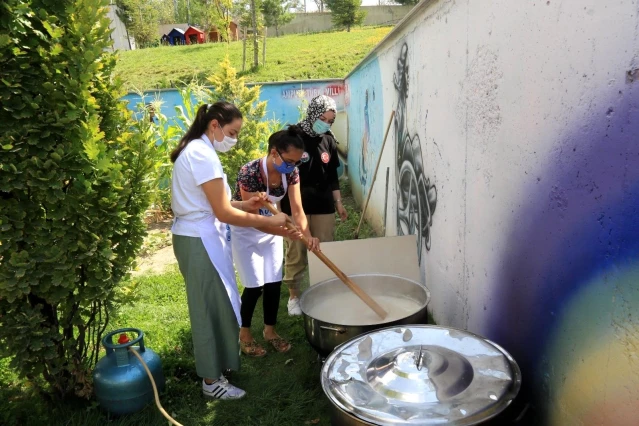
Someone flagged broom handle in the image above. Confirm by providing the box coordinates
[260,201,388,320]
[355,110,396,237]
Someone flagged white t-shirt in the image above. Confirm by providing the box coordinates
[171,136,229,237]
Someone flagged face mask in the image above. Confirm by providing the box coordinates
[213,127,237,153]
[273,156,297,174]
[312,119,331,135]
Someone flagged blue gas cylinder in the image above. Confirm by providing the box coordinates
[93,328,165,415]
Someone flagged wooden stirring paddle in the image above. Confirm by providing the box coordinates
[260,200,388,320]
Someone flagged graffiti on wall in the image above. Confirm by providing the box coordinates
[258,81,345,124]
[279,83,344,103]
[359,89,372,187]
[393,43,438,263]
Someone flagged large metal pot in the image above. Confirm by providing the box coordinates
[321,325,522,426]
[299,274,430,357]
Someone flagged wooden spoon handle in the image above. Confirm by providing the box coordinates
[260,200,388,320]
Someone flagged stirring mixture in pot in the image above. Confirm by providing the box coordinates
[305,293,422,325]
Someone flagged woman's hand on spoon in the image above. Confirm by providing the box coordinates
[243,192,269,211]
[306,236,320,252]
[285,227,304,241]
[268,212,289,227]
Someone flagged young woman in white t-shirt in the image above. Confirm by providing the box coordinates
[170,101,289,400]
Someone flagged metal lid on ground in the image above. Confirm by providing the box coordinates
[321,325,521,425]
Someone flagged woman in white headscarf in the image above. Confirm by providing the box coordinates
[279,95,348,315]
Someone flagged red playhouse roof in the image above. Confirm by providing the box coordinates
[184,26,205,44]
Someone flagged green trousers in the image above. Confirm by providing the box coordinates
[172,234,240,379]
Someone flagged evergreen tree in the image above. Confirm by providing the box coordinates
[261,0,297,36]
[326,0,366,32]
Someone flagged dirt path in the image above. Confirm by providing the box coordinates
[132,219,177,277]
[133,245,177,277]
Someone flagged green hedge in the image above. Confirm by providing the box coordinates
[0,0,156,398]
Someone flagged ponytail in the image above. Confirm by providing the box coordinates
[170,101,243,163]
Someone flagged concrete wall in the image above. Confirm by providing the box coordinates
[266,5,414,37]
[345,0,639,424]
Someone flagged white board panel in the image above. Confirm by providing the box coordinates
[308,235,421,285]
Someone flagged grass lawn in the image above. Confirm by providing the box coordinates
[0,180,377,426]
[115,27,392,92]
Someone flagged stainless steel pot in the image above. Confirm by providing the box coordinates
[299,274,430,357]
[321,325,522,426]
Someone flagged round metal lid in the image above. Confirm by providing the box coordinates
[321,325,521,425]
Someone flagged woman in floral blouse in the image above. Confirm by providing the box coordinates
[230,125,320,357]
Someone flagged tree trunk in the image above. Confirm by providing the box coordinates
[242,28,247,71]
[124,22,132,50]
[251,0,258,67]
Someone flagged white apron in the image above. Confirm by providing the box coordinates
[231,157,288,288]
[173,173,242,326]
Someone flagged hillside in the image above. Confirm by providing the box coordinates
[115,27,392,92]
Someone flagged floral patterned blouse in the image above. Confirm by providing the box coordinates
[232,158,300,201]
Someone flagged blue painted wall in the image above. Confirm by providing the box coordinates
[121,79,347,176]
[121,79,345,126]
[344,57,385,201]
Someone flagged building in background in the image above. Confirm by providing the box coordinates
[159,22,238,44]
[184,26,206,44]
[167,27,187,45]
[106,4,135,51]
[158,23,190,41]
[208,21,239,42]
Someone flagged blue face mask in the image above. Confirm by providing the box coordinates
[273,154,297,174]
[312,119,331,135]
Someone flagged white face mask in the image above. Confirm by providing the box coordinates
[213,127,238,153]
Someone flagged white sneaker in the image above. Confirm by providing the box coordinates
[287,297,302,316]
[202,376,246,400]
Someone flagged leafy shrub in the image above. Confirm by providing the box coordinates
[144,57,277,208]
[0,0,157,398]
[206,56,272,178]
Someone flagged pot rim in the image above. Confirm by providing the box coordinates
[299,273,431,326]
[321,324,523,426]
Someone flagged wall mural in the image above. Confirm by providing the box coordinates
[121,80,345,127]
[344,57,384,203]
[359,89,372,187]
[393,43,438,263]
